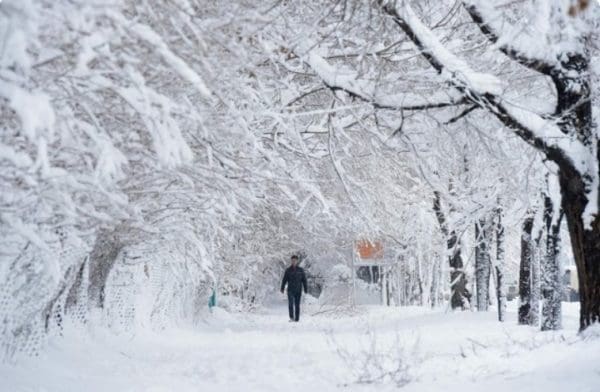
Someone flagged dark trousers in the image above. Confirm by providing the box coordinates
[288,291,302,321]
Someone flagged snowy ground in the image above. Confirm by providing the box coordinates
[2,301,599,392]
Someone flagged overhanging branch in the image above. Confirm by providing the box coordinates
[463,2,556,76]
[379,0,584,174]
[300,50,469,111]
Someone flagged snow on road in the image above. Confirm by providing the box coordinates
[1,302,599,392]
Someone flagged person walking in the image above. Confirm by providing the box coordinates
[280,255,308,322]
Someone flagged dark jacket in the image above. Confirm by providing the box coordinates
[281,266,308,294]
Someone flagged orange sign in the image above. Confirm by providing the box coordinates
[355,240,384,259]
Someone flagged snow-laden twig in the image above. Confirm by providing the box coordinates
[326,327,419,387]
[297,44,468,111]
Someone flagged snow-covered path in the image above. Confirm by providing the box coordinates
[2,303,599,392]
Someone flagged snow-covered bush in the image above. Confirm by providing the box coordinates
[329,264,352,284]
[328,328,419,387]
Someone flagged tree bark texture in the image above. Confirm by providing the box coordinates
[433,192,470,309]
[540,194,564,330]
[530,232,541,327]
[495,206,506,322]
[475,218,491,312]
[519,213,535,325]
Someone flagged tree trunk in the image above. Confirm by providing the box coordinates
[430,256,440,308]
[530,232,541,327]
[88,230,123,309]
[518,213,535,325]
[553,53,600,331]
[65,258,88,314]
[475,218,491,312]
[448,232,469,309]
[558,166,600,331]
[416,254,425,306]
[433,192,470,309]
[540,193,564,330]
[495,205,506,322]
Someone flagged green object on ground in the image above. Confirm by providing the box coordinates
[208,289,216,308]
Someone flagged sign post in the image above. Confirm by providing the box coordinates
[352,239,394,306]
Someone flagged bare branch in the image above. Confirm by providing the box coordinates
[285,87,326,106]
[444,104,479,125]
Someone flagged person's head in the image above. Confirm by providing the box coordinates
[291,255,299,266]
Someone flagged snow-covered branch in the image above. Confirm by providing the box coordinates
[462,1,557,76]
[125,20,213,100]
[301,50,468,111]
[379,0,589,175]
